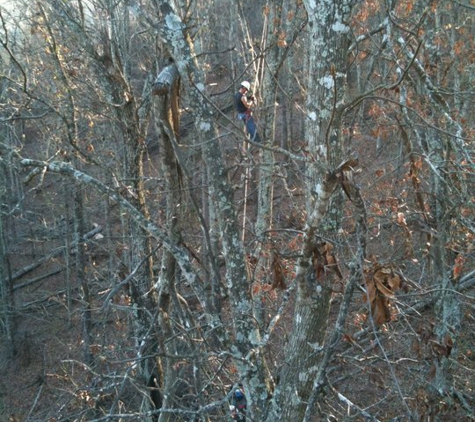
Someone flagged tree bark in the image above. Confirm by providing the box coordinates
[0,171,16,358]
[154,2,274,418]
[268,1,357,420]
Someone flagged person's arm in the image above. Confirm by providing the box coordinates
[241,95,255,109]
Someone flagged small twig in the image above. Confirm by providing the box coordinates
[193,45,236,58]
[25,383,44,421]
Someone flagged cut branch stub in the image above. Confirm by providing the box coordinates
[336,157,359,201]
[152,63,179,96]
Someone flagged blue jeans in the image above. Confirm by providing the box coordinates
[238,113,259,142]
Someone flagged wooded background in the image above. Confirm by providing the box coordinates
[0,0,474,421]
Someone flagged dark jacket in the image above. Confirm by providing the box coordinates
[230,388,247,420]
[234,92,248,114]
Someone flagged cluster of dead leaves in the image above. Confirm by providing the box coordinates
[256,241,343,293]
[271,251,287,290]
[363,264,403,326]
[248,251,288,296]
[312,241,343,283]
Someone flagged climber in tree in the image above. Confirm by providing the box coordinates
[228,385,247,421]
[235,81,261,143]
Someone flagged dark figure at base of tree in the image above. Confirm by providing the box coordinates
[235,81,261,143]
[229,385,247,421]
[148,372,162,421]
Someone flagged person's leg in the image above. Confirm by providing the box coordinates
[245,116,260,142]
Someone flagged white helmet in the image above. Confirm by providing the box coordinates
[241,81,251,90]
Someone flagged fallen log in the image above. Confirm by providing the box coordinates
[11,225,103,283]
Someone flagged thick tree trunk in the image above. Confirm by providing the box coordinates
[155,2,274,419]
[268,1,357,420]
[252,0,282,336]
[154,62,185,422]
[269,172,339,420]
[0,179,16,358]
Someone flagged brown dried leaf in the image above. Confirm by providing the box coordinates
[388,273,402,291]
[431,340,448,358]
[453,254,465,281]
[364,279,377,303]
[374,276,394,297]
[444,335,453,357]
[252,283,262,295]
[312,244,326,280]
[342,333,354,344]
[323,243,343,279]
[271,253,286,290]
[373,266,402,297]
[372,296,391,326]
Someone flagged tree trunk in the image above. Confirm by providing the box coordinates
[153,62,186,422]
[73,179,94,366]
[155,2,274,419]
[0,171,16,358]
[268,1,357,420]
